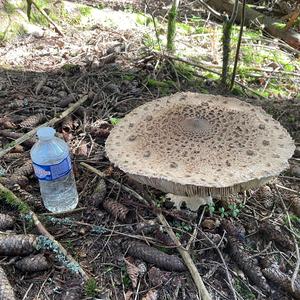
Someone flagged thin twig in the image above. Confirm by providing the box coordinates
[0,95,89,158]
[198,0,223,20]
[201,230,238,300]
[80,162,149,206]
[276,184,300,195]
[30,0,64,36]
[186,206,206,251]
[157,213,212,300]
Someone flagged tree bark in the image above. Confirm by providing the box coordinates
[207,0,300,50]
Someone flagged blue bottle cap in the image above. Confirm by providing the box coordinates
[37,127,56,141]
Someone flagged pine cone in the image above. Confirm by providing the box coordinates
[122,240,186,272]
[124,257,140,288]
[0,117,16,130]
[62,115,74,133]
[227,234,270,293]
[2,153,24,162]
[102,199,129,222]
[15,254,50,272]
[0,234,37,256]
[259,222,294,251]
[13,160,33,177]
[0,214,14,231]
[262,262,300,299]
[11,184,39,207]
[19,113,45,129]
[255,186,274,209]
[9,175,29,187]
[11,145,24,153]
[7,100,27,109]
[0,176,29,188]
[0,130,35,147]
[0,266,15,300]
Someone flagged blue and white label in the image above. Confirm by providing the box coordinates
[33,155,72,181]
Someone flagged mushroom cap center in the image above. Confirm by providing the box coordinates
[181,117,211,132]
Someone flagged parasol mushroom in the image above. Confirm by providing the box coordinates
[105,92,295,209]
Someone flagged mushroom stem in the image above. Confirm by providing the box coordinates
[166,194,213,211]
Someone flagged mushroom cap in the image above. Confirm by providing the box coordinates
[105,92,295,197]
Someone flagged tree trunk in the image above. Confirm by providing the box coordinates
[207,0,300,50]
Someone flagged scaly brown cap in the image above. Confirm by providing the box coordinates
[106,92,295,197]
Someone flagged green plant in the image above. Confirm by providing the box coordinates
[121,266,132,288]
[228,203,240,218]
[284,214,300,226]
[10,23,27,37]
[234,278,256,300]
[84,278,98,297]
[3,1,17,14]
[79,5,92,16]
[109,117,121,126]
[208,202,215,215]
[219,207,228,218]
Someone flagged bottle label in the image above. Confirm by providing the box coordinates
[32,155,72,181]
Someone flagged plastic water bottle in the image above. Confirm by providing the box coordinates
[30,127,78,212]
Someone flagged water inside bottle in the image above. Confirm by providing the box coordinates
[39,171,78,212]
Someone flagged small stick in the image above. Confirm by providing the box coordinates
[0,183,89,281]
[276,184,300,195]
[30,0,64,36]
[157,213,212,300]
[0,95,89,158]
[81,162,212,300]
[80,162,149,206]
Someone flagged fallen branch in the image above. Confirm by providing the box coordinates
[207,0,300,50]
[157,213,212,300]
[26,0,64,36]
[152,51,268,99]
[0,95,89,159]
[0,183,89,281]
[81,162,212,300]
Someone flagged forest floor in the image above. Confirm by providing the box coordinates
[0,0,300,299]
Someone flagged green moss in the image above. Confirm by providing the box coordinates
[135,13,152,26]
[0,189,30,214]
[203,71,220,80]
[0,31,6,42]
[11,23,27,36]
[234,279,256,300]
[166,4,178,51]
[3,1,17,14]
[176,22,193,34]
[147,78,176,95]
[174,62,195,80]
[84,278,98,297]
[78,5,92,16]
